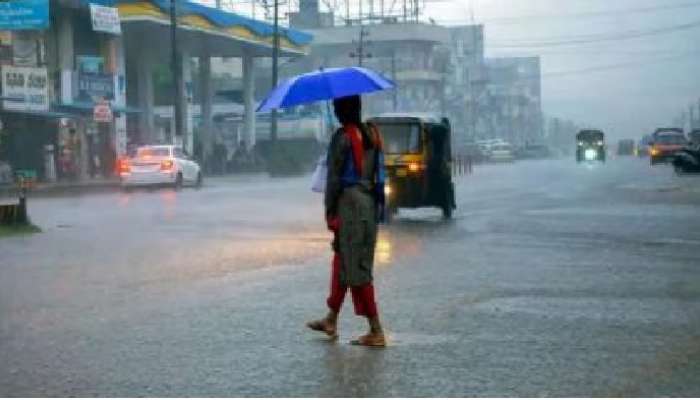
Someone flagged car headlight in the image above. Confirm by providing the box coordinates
[384,183,392,196]
[578,141,584,146]
[597,140,604,146]
[584,148,598,160]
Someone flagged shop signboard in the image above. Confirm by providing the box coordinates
[1,65,48,111]
[89,4,121,35]
[77,72,114,101]
[93,100,113,123]
[12,31,44,67]
[77,56,104,74]
[0,0,50,30]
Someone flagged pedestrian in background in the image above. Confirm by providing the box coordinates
[306,95,387,347]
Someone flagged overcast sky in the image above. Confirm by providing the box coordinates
[423,0,700,139]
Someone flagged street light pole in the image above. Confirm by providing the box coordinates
[350,26,371,67]
[170,0,183,143]
[270,0,280,144]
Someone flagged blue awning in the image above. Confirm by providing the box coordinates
[83,0,313,47]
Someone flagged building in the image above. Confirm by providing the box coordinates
[279,0,489,146]
[283,1,447,115]
[298,22,451,117]
[444,25,486,145]
[117,0,311,165]
[481,57,543,146]
[0,0,129,182]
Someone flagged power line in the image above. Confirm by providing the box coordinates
[489,19,700,48]
[539,51,700,79]
[490,49,699,58]
[435,1,700,26]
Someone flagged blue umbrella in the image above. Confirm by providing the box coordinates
[256,67,395,112]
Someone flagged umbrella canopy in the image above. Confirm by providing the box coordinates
[256,67,395,112]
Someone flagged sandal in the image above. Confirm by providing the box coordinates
[306,319,337,338]
[350,333,387,347]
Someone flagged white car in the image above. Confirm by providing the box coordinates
[120,145,202,189]
[489,143,515,162]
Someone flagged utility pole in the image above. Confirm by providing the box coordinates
[469,2,478,140]
[170,0,183,143]
[349,26,371,66]
[359,0,363,24]
[270,0,279,143]
[391,51,397,111]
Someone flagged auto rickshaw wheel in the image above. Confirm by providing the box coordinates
[442,183,455,219]
[442,203,453,219]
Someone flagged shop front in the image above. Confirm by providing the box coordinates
[54,102,130,180]
[0,63,67,182]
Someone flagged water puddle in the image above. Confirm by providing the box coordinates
[382,332,459,346]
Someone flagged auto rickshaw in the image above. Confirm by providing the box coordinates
[576,130,606,163]
[368,113,456,221]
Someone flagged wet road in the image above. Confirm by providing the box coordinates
[1,157,700,396]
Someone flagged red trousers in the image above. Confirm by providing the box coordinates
[326,252,378,318]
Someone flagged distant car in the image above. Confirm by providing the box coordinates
[458,142,488,163]
[688,129,700,147]
[617,139,635,156]
[477,144,492,159]
[119,145,202,189]
[650,128,687,165]
[489,143,515,162]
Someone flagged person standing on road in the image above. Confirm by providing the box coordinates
[307,95,387,347]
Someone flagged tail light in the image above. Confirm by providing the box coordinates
[118,159,130,174]
[408,162,423,173]
[160,159,175,171]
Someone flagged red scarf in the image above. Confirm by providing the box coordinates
[344,124,364,176]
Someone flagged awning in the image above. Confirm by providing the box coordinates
[85,0,312,56]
